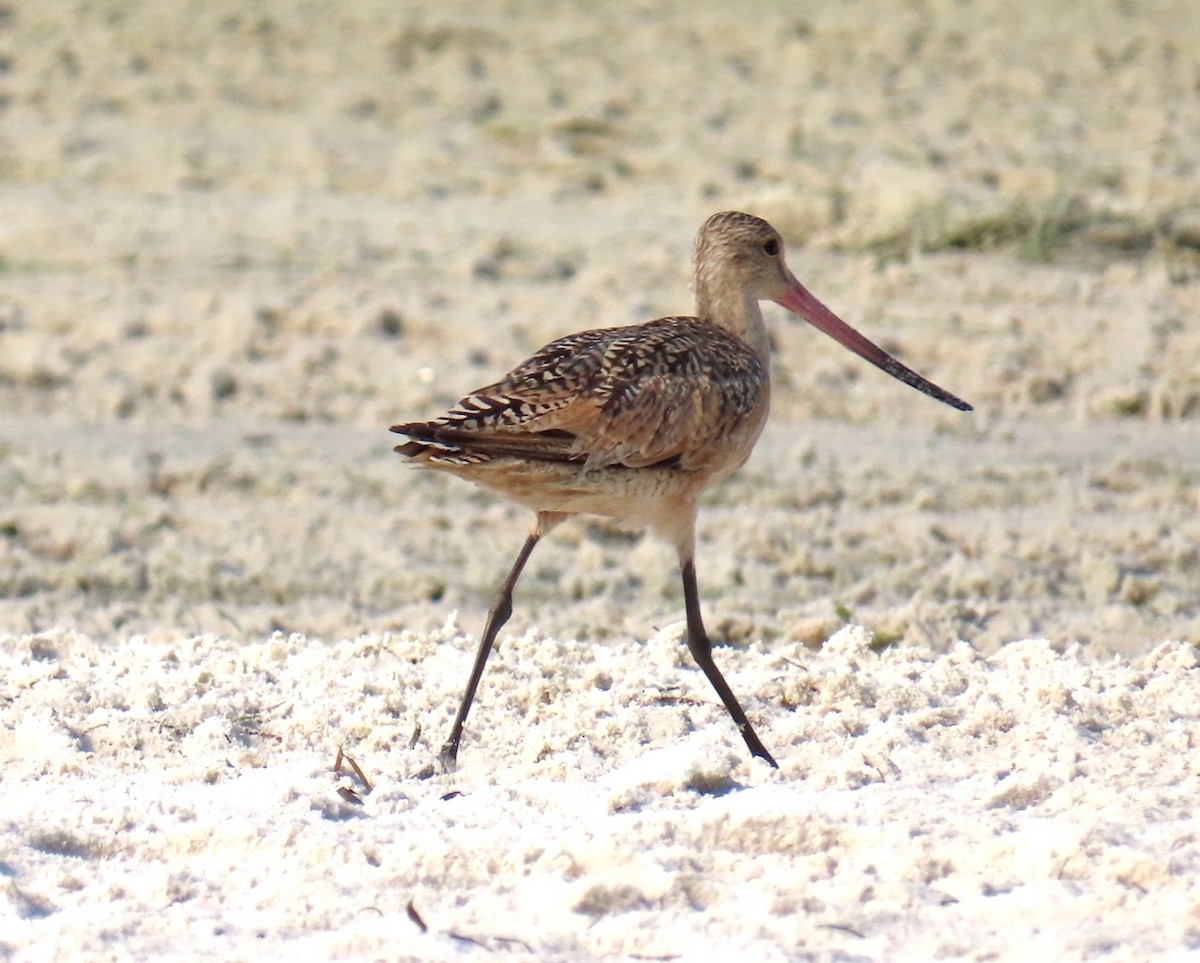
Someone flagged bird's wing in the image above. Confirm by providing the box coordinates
[568,318,767,469]
[395,319,766,470]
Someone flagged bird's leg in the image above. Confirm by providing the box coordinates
[435,532,539,769]
[433,512,562,772]
[679,556,779,768]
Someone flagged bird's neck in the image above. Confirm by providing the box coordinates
[695,283,772,367]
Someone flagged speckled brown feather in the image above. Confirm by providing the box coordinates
[394,316,766,473]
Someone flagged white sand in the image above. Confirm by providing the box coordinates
[3,0,1200,959]
[3,627,1198,960]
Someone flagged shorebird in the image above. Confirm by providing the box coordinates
[393,211,971,770]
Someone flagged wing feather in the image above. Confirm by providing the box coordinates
[393,318,766,471]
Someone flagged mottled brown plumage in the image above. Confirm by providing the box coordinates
[393,211,971,771]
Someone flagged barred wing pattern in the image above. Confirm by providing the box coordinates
[394,317,767,473]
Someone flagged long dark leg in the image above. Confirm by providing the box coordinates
[680,557,779,768]
[435,515,560,769]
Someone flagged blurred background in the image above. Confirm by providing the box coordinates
[1,0,1198,654]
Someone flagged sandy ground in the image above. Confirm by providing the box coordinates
[2,0,1200,959]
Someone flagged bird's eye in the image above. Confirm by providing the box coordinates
[762,239,780,256]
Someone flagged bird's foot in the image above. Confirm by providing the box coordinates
[415,741,461,780]
[739,724,779,769]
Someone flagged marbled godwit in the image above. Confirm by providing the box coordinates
[393,211,971,770]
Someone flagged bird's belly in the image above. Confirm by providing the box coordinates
[455,458,704,524]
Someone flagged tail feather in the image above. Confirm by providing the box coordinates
[391,421,582,466]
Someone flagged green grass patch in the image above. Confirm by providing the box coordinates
[854,194,1172,265]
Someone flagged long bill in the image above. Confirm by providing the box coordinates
[775,276,973,412]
